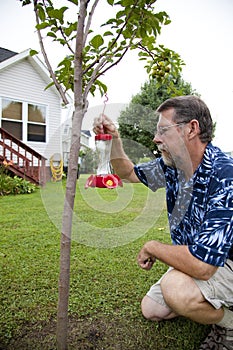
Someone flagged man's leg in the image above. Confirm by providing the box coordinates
[160,269,224,324]
[140,267,178,322]
[141,295,177,321]
[160,268,233,350]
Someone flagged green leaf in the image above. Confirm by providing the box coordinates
[36,22,50,30]
[120,0,135,6]
[63,22,77,37]
[90,35,104,49]
[47,32,57,38]
[95,79,107,96]
[29,49,38,56]
[57,38,67,46]
[116,10,125,19]
[107,0,114,4]
[46,7,68,24]
[20,0,31,5]
[121,30,130,39]
[138,52,148,57]
[45,81,55,90]
[50,25,59,33]
[37,5,46,21]
[67,0,78,4]
[103,31,113,36]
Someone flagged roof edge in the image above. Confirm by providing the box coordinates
[0,48,73,104]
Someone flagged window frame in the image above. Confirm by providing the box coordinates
[0,97,48,144]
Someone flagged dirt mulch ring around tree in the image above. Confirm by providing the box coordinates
[1,315,209,350]
[0,316,152,350]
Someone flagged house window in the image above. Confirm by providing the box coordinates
[28,104,46,142]
[1,99,23,139]
[0,98,47,143]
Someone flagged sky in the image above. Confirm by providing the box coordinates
[1,0,233,151]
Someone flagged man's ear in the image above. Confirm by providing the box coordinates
[188,119,200,139]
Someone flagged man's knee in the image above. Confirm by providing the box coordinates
[141,295,174,321]
[141,295,160,321]
[160,269,201,314]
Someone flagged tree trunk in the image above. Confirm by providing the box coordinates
[56,1,90,348]
[56,107,83,350]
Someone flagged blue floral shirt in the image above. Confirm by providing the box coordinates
[134,143,233,267]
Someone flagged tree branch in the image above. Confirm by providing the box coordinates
[83,0,100,47]
[57,25,75,55]
[137,42,156,60]
[74,0,88,107]
[83,0,139,76]
[98,45,130,76]
[83,44,130,102]
[33,0,69,105]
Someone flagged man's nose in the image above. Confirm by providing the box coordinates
[153,132,162,144]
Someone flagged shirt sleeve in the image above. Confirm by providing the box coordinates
[134,158,166,191]
[189,178,233,266]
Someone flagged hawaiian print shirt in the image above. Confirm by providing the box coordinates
[134,143,233,267]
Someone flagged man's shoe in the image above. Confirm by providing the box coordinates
[199,325,233,349]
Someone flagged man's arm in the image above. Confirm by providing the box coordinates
[110,137,140,182]
[93,114,140,183]
[137,240,218,280]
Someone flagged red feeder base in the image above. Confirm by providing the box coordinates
[85,174,123,189]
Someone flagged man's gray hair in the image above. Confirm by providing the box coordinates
[157,95,213,143]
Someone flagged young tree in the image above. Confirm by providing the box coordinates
[118,77,197,162]
[20,1,184,349]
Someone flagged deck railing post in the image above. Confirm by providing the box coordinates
[0,127,47,185]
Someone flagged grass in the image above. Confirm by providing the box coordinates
[0,175,209,349]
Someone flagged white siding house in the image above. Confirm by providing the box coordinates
[0,47,67,166]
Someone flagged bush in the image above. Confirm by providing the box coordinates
[0,166,37,196]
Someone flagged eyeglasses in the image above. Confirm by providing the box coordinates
[156,122,187,136]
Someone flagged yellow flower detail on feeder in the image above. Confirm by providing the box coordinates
[106,179,113,187]
[102,174,119,188]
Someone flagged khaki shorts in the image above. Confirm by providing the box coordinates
[147,259,233,310]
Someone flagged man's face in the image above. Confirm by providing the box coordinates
[153,109,188,169]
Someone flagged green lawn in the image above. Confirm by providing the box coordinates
[0,175,209,349]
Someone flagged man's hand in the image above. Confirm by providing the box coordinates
[137,248,156,270]
[137,240,218,280]
[93,114,119,138]
[93,114,140,183]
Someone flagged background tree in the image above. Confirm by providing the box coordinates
[20,1,185,349]
[79,148,97,174]
[118,76,197,163]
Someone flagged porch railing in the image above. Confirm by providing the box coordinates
[0,127,46,185]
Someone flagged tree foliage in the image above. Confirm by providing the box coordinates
[118,77,197,163]
[20,0,185,103]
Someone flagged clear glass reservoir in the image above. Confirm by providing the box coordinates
[95,134,112,175]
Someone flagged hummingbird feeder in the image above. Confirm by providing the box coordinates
[85,94,123,189]
[85,133,123,189]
